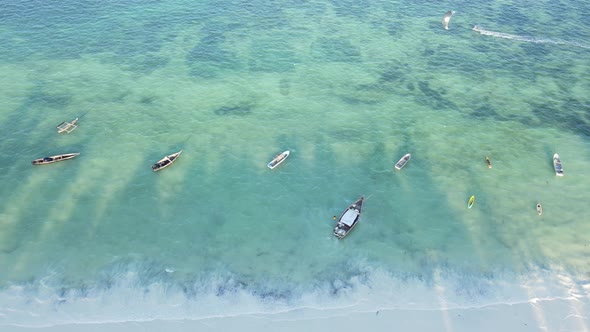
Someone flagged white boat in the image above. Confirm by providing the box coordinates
[333,196,364,239]
[32,153,80,165]
[553,153,563,176]
[56,118,79,133]
[267,150,290,169]
[152,151,182,172]
[394,153,411,170]
[537,203,543,216]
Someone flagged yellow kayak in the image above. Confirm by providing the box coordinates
[468,195,475,209]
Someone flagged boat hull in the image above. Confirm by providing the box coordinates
[553,153,564,176]
[394,153,411,170]
[333,196,364,239]
[267,150,290,169]
[152,151,182,172]
[32,153,80,165]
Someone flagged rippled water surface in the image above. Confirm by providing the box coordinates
[0,0,589,327]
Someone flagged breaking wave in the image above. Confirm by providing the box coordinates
[0,260,588,328]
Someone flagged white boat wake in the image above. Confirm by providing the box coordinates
[472,25,590,49]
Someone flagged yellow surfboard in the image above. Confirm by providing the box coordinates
[468,195,475,209]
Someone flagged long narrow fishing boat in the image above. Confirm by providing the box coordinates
[267,150,290,169]
[32,153,80,165]
[152,151,182,172]
[333,196,364,239]
[56,118,79,133]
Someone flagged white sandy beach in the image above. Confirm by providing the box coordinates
[4,297,589,332]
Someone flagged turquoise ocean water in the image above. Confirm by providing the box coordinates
[1,0,589,327]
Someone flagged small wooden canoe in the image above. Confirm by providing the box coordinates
[333,196,364,239]
[152,151,182,172]
[537,203,543,216]
[553,153,563,176]
[32,153,80,165]
[394,153,411,170]
[467,195,475,209]
[485,155,492,168]
[267,150,290,169]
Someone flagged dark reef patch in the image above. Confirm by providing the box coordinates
[28,88,72,109]
[415,81,457,111]
[520,43,551,58]
[214,103,254,116]
[378,62,408,84]
[248,39,298,73]
[279,78,291,96]
[125,54,170,75]
[340,95,381,105]
[140,95,157,105]
[186,21,244,78]
[470,103,500,119]
[330,0,371,18]
[531,99,590,138]
[497,4,530,27]
[311,37,361,63]
[385,21,405,37]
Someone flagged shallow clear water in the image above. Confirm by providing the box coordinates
[1,0,589,327]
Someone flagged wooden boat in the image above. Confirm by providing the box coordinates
[32,153,80,165]
[267,150,290,169]
[467,195,475,209]
[56,118,79,133]
[537,202,543,216]
[152,151,182,172]
[333,196,364,239]
[394,153,411,170]
[485,155,492,168]
[553,153,563,176]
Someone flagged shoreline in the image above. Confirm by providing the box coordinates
[4,297,589,332]
[1,266,589,331]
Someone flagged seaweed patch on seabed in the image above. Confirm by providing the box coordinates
[186,30,240,78]
[214,104,253,116]
[532,101,590,138]
[248,39,298,73]
[124,54,170,74]
[415,81,457,111]
[330,0,372,18]
[279,78,290,96]
[310,37,362,63]
[28,88,73,109]
[470,103,500,119]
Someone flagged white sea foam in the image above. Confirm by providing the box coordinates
[1,263,588,328]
